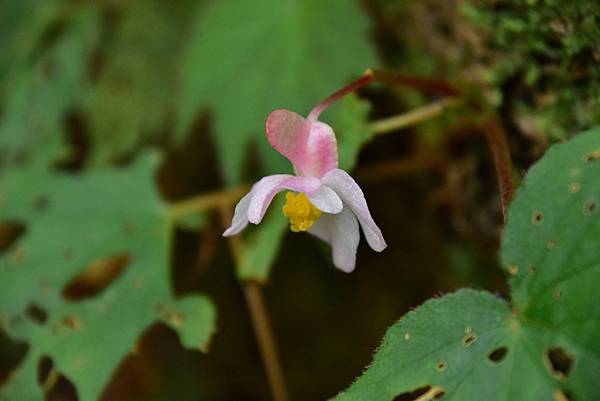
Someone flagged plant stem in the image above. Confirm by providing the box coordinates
[242,282,289,401]
[169,185,250,219]
[480,116,515,222]
[308,68,460,121]
[309,72,374,120]
[369,68,461,97]
[369,97,462,136]
[219,207,290,401]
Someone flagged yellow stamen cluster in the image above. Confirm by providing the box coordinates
[282,192,322,232]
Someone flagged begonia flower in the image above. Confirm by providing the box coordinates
[223,76,386,272]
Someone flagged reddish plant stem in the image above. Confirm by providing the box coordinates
[309,68,461,120]
[481,116,516,222]
[219,207,290,401]
[309,72,374,119]
[370,68,461,97]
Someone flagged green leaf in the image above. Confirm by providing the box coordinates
[0,0,62,90]
[178,0,377,185]
[236,95,373,282]
[0,7,100,167]
[335,127,600,400]
[324,94,374,172]
[0,153,216,401]
[84,0,196,165]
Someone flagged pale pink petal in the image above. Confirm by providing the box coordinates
[321,169,387,252]
[266,109,309,168]
[223,189,254,236]
[266,109,338,178]
[309,207,360,272]
[307,185,342,214]
[302,121,338,177]
[247,174,321,224]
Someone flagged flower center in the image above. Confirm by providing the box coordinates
[282,192,322,232]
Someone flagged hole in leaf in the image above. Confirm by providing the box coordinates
[545,347,574,379]
[0,332,28,386]
[393,386,445,401]
[53,110,90,172]
[433,390,446,400]
[584,199,597,215]
[462,333,477,347]
[554,389,574,401]
[37,355,53,385]
[531,212,543,225]
[62,253,131,301]
[435,361,447,372]
[487,346,508,363]
[25,304,48,324]
[46,371,78,401]
[393,385,431,401]
[0,221,26,254]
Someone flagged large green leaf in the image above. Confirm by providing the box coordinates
[236,94,375,282]
[178,0,377,185]
[0,0,62,91]
[0,7,99,167]
[84,0,197,165]
[0,153,216,401]
[335,128,600,400]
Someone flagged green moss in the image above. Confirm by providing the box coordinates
[462,0,600,139]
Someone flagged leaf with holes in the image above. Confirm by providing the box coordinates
[335,127,600,401]
[177,0,376,185]
[235,94,374,282]
[0,153,216,401]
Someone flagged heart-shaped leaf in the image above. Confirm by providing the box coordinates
[335,127,600,401]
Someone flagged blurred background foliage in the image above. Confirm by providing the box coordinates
[0,0,599,400]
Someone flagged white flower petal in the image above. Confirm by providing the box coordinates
[247,174,321,224]
[223,190,253,236]
[321,169,386,252]
[308,185,343,214]
[309,207,360,272]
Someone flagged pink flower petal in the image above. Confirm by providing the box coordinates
[266,109,338,178]
[247,174,321,224]
[307,185,343,214]
[309,208,360,272]
[222,189,254,236]
[321,169,387,252]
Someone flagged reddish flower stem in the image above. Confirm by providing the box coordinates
[369,68,461,97]
[308,72,374,120]
[309,68,461,121]
[480,116,516,222]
